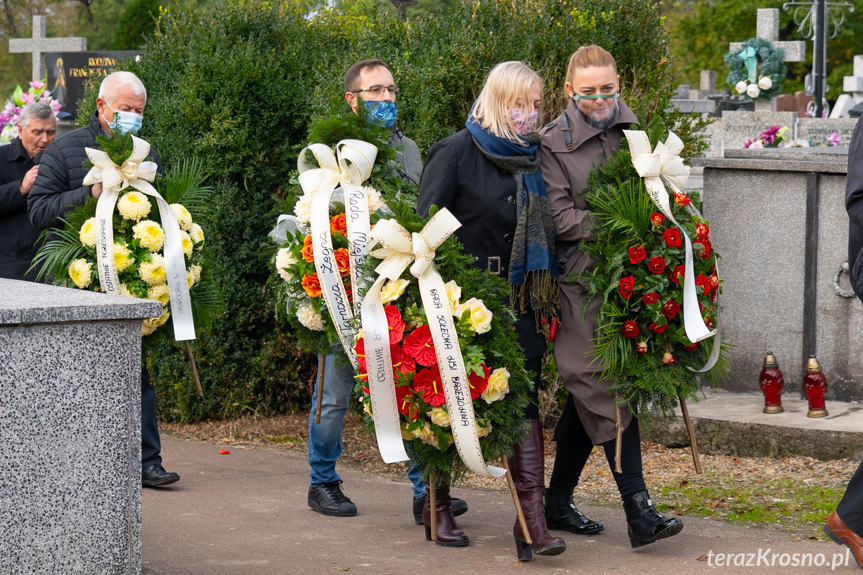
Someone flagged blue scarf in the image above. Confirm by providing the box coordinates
[466,116,558,320]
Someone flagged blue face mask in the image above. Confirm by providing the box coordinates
[363,101,398,129]
[103,102,143,135]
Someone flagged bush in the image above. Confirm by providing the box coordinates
[83,0,684,421]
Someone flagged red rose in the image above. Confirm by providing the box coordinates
[662,351,675,365]
[649,322,668,334]
[628,244,647,264]
[662,299,680,319]
[618,275,635,300]
[663,228,682,249]
[695,238,712,259]
[684,341,700,352]
[695,273,711,294]
[709,273,719,291]
[621,320,639,339]
[635,341,647,354]
[642,292,660,305]
[647,256,666,274]
[695,222,710,240]
[673,192,691,206]
[650,212,665,227]
[705,316,714,328]
[669,265,685,284]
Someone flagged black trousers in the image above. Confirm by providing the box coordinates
[141,366,162,468]
[523,355,541,421]
[549,394,646,500]
[838,460,863,534]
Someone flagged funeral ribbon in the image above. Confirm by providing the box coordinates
[624,130,721,372]
[361,209,506,477]
[83,135,195,341]
[297,139,377,367]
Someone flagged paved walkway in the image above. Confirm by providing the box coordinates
[142,435,858,575]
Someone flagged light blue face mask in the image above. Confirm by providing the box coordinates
[363,100,398,129]
[104,102,143,135]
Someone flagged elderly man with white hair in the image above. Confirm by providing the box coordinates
[28,70,180,488]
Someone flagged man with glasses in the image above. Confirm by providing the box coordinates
[306,58,467,525]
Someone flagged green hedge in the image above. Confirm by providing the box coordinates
[91,0,685,421]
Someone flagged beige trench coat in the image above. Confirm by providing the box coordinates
[539,99,639,445]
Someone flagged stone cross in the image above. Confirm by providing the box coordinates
[9,15,86,83]
[843,55,863,102]
[729,8,806,63]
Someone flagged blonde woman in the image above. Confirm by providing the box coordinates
[540,45,683,548]
[418,61,564,561]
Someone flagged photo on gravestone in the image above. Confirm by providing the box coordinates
[46,51,139,117]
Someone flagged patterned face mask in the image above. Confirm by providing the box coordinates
[509,107,538,135]
[363,100,398,128]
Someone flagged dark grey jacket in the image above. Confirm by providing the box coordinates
[389,128,422,186]
[0,138,38,280]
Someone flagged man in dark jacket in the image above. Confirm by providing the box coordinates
[0,102,55,280]
[28,70,179,488]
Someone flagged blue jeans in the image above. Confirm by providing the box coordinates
[308,352,425,498]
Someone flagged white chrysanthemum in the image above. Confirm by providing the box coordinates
[482,367,510,403]
[456,297,493,334]
[117,191,151,221]
[141,307,170,336]
[735,80,748,95]
[189,222,205,246]
[180,230,193,257]
[746,84,760,99]
[132,219,165,252]
[68,258,92,289]
[79,217,97,248]
[297,302,325,331]
[758,76,773,90]
[147,283,170,306]
[379,278,409,304]
[276,248,297,282]
[444,280,461,313]
[363,186,384,213]
[138,253,167,286]
[429,407,450,427]
[113,242,134,272]
[170,203,193,231]
[294,193,314,224]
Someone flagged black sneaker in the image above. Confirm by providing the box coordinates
[308,481,357,517]
[412,494,468,525]
[142,463,180,487]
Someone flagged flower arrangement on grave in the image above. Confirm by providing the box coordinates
[353,200,531,480]
[32,132,220,340]
[0,80,62,143]
[725,37,787,101]
[744,125,842,148]
[578,120,729,420]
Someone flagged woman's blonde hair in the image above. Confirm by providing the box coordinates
[472,61,542,143]
[565,45,617,85]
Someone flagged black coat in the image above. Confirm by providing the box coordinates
[0,138,38,280]
[847,116,863,302]
[417,128,545,360]
[27,112,161,231]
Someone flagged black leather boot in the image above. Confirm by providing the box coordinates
[623,490,683,548]
[545,486,604,534]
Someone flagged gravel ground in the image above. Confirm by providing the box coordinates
[161,410,858,540]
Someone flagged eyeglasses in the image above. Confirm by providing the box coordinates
[352,85,400,96]
[571,92,619,102]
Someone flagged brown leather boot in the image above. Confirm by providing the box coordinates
[824,511,863,568]
[509,419,566,561]
[422,483,469,547]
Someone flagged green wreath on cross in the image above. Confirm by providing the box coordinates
[724,37,787,101]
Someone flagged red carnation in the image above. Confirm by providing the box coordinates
[695,222,710,240]
[619,275,635,300]
[649,322,668,335]
[628,244,647,264]
[669,265,685,284]
[647,256,666,274]
[673,192,691,206]
[662,299,680,319]
[384,304,405,344]
[621,320,639,339]
[413,365,446,406]
[468,364,491,400]
[695,273,712,295]
[642,292,660,305]
[695,238,712,259]
[663,228,682,249]
[650,212,665,227]
[403,324,437,366]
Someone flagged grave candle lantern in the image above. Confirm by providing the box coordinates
[759,352,784,414]
[803,355,829,418]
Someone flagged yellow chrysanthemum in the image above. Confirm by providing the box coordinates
[170,203,193,231]
[113,242,134,272]
[138,254,167,286]
[79,217,97,248]
[147,283,170,306]
[68,258,92,289]
[118,283,135,298]
[180,230,193,257]
[132,219,165,252]
[189,223,205,246]
[116,191,151,221]
[141,307,170,336]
